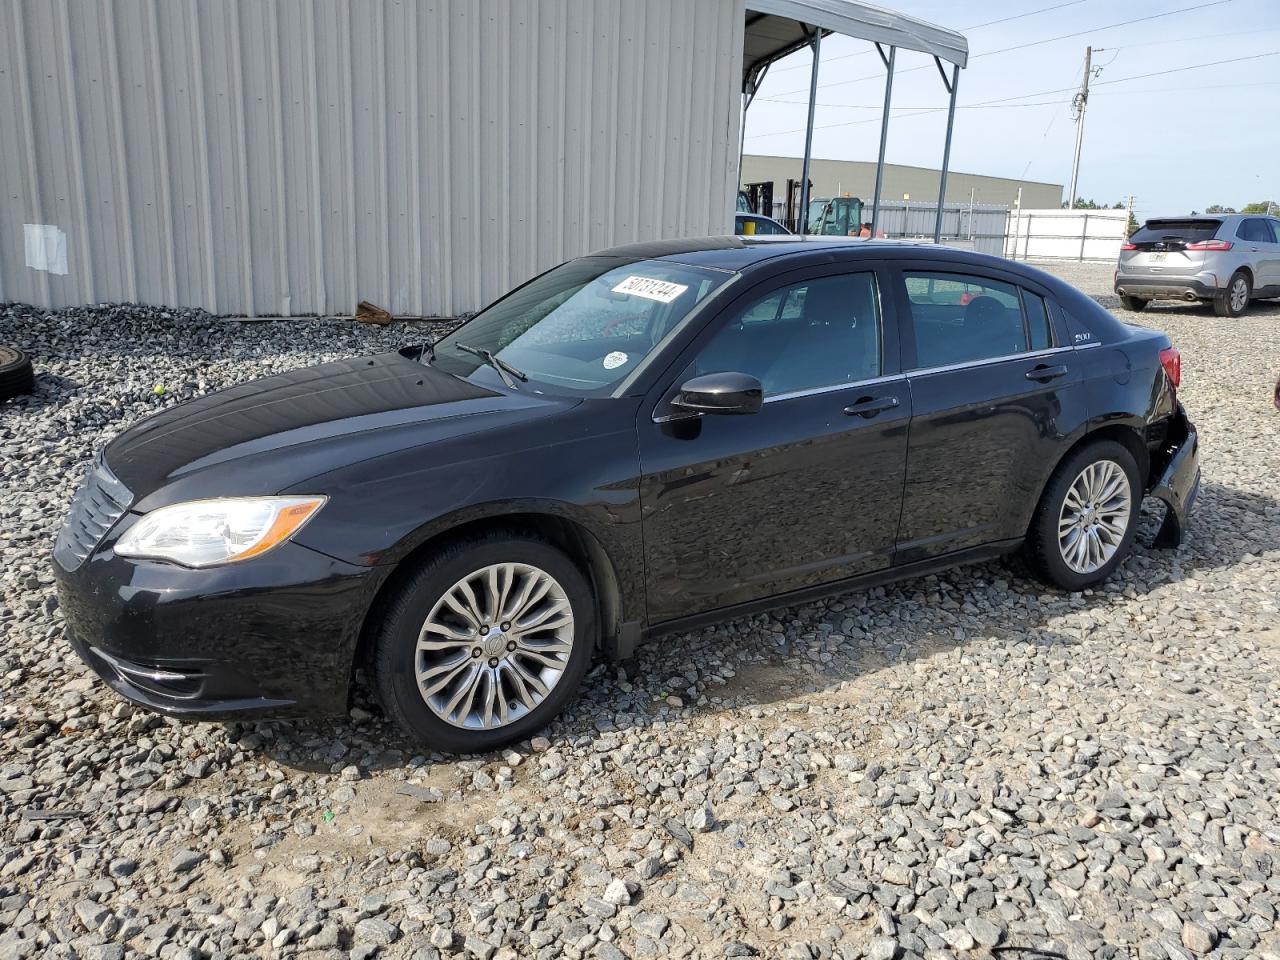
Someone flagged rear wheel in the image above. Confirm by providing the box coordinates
[1213,270,1250,317]
[371,532,595,753]
[1118,295,1148,312]
[1026,440,1141,591]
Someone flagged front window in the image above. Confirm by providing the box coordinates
[694,272,882,397]
[431,257,731,395]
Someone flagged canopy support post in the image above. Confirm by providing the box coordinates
[933,59,959,243]
[870,43,896,237]
[737,63,769,195]
[797,27,820,234]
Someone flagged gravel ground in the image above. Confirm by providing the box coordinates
[1,264,1278,960]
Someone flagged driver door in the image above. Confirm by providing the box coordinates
[637,265,911,624]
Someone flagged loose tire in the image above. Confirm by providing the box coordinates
[1213,270,1250,318]
[1118,295,1148,312]
[371,532,595,752]
[0,345,34,400]
[1026,440,1141,591]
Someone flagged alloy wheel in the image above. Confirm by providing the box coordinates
[1057,460,1133,574]
[415,562,575,729]
[1230,277,1248,312]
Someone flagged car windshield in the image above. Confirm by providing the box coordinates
[430,257,731,396]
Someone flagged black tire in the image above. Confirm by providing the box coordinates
[0,345,35,400]
[1118,295,1148,312]
[1213,270,1251,318]
[371,532,596,753]
[1025,440,1142,592]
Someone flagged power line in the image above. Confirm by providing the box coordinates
[1098,27,1263,51]
[761,0,1236,100]
[745,51,1280,139]
[767,0,1092,74]
[753,75,1280,111]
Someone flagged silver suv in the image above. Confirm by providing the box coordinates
[1114,214,1280,317]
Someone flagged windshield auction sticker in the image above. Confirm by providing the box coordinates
[611,276,689,303]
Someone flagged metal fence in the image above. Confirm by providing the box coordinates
[788,202,1009,256]
[789,202,1130,265]
[874,201,1009,256]
[1004,208,1129,263]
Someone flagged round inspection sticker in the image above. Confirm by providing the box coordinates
[603,351,629,370]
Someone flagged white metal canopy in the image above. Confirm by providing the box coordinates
[740,0,969,243]
[743,0,967,95]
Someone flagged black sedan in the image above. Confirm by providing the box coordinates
[54,238,1200,752]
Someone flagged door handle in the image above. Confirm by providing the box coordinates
[843,395,899,418]
[1025,363,1068,383]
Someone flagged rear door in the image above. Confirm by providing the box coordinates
[891,264,1088,563]
[1269,220,1280,289]
[1238,218,1280,289]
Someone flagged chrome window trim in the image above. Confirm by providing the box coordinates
[905,344,1074,378]
[763,373,905,404]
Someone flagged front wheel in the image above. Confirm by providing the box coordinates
[1118,294,1148,312]
[1213,270,1250,317]
[1026,440,1141,591]
[371,533,596,753]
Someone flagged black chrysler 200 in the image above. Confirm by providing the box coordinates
[54,238,1200,752]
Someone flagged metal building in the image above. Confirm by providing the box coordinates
[741,154,1065,216]
[0,0,966,317]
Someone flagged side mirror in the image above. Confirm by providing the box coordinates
[671,371,762,415]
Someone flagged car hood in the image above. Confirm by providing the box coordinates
[105,349,574,510]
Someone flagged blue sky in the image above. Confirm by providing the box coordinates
[742,0,1280,220]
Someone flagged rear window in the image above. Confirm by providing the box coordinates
[1131,219,1221,245]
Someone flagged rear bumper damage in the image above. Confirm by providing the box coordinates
[1148,404,1200,548]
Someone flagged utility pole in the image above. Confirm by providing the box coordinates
[1067,46,1092,211]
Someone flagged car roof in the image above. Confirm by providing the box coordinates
[586,235,1032,273]
[585,235,1129,342]
[1143,213,1272,224]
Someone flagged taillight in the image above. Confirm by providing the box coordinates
[1159,347,1181,389]
[1121,242,1136,251]
[1185,239,1232,251]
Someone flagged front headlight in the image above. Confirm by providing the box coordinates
[114,497,326,567]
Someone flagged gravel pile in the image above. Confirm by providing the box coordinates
[1,269,1278,960]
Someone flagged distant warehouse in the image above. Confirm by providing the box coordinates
[0,0,967,317]
[741,153,1063,226]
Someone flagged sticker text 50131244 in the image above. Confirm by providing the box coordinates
[611,276,689,304]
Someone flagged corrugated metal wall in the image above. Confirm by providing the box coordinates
[0,0,744,316]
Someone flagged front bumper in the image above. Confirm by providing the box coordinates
[1115,273,1218,301]
[54,539,380,720]
[1148,405,1200,548]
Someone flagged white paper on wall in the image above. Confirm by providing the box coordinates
[24,223,69,276]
